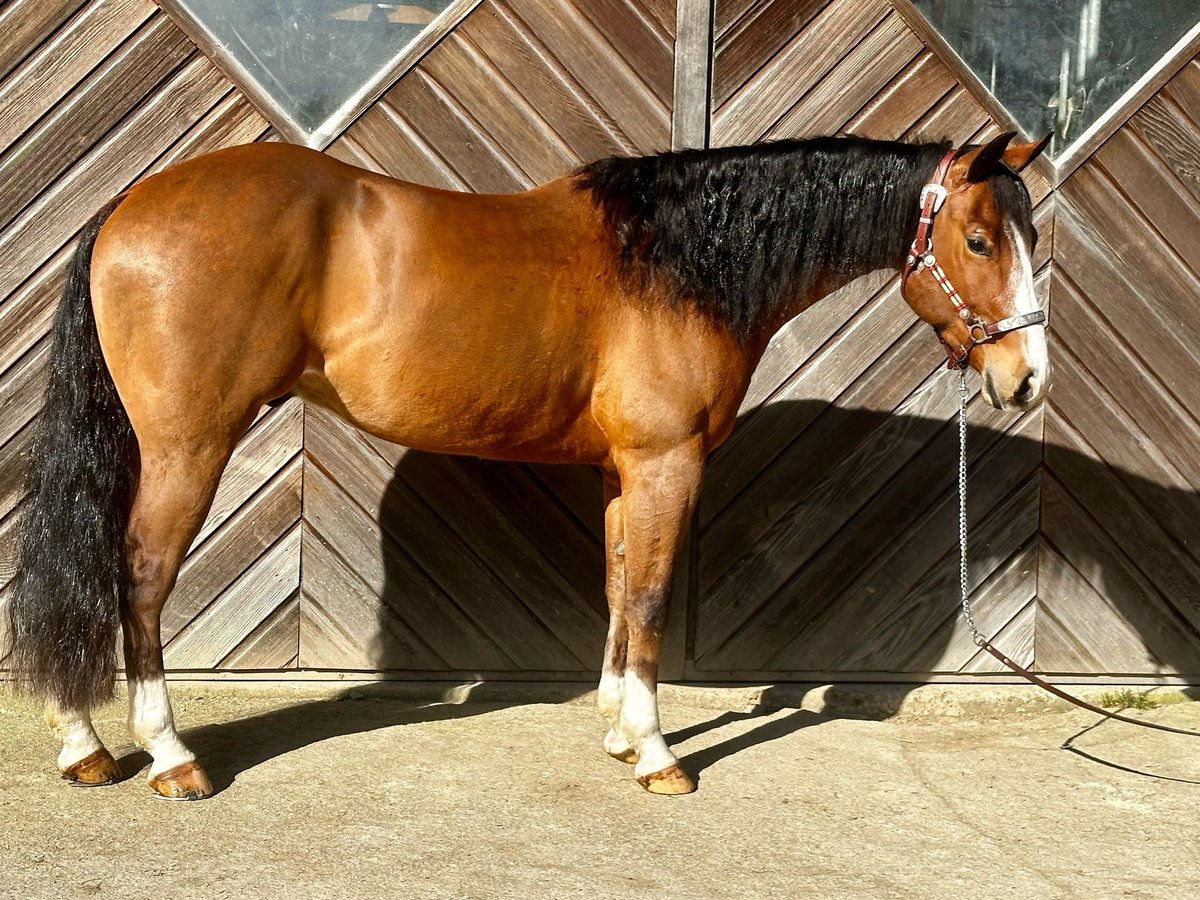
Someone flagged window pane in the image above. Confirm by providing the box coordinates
[180,1,454,137]
[912,0,1200,156]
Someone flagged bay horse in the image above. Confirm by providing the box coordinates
[6,132,1049,799]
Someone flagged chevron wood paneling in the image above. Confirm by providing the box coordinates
[0,0,297,671]
[4,0,1199,685]
[302,0,672,673]
[693,0,1051,678]
[1039,58,1200,676]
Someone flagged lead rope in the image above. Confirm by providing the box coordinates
[957,370,980,645]
[955,371,1200,737]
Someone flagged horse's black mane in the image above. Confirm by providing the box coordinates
[575,136,1033,340]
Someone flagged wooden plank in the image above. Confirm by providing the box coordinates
[713,0,826,109]
[503,0,670,152]
[632,0,676,42]
[218,595,299,670]
[301,459,515,670]
[0,0,156,153]
[1096,123,1200,275]
[0,13,193,231]
[715,0,762,40]
[672,0,711,149]
[1130,92,1200,211]
[195,399,302,547]
[0,247,68,379]
[768,11,922,140]
[697,389,1029,666]
[1050,269,1200,490]
[147,90,271,173]
[1163,60,1200,126]
[1055,172,1200,391]
[1036,539,1168,674]
[713,0,887,145]
[703,319,936,552]
[382,71,529,191]
[0,421,32,526]
[323,134,391,177]
[580,0,674,107]
[0,54,232,300]
[422,31,579,183]
[0,0,87,84]
[904,86,990,145]
[0,339,48,448]
[1040,468,1200,673]
[1044,372,1200,635]
[844,51,954,141]
[735,271,891,415]
[753,412,1041,673]
[361,432,609,647]
[526,464,604,541]
[456,3,635,160]
[342,102,469,190]
[300,527,447,670]
[305,408,590,669]
[162,455,302,644]
[164,527,300,668]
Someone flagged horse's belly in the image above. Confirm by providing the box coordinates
[296,355,608,464]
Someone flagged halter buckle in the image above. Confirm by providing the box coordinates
[919,182,948,213]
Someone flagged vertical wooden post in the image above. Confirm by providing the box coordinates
[661,0,714,679]
[672,0,714,151]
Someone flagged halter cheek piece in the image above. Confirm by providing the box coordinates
[900,149,1046,370]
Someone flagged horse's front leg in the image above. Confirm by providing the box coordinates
[598,470,637,764]
[610,439,703,794]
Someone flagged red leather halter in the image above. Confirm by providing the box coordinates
[901,149,1046,369]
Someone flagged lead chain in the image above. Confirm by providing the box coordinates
[958,368,985,646]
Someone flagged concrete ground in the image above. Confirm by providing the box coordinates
[1,684,1199,900]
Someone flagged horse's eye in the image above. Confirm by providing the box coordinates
[966,236,991,257]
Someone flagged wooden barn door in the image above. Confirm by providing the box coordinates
[298,1,678,677]
[689,0,1053,680]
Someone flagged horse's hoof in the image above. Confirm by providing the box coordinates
[636,764,696,795]
[607,747,640,765]
[61,749,122,786]
[148,761,213,801]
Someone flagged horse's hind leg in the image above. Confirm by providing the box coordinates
[121,444,233,800]
[611,440,703,794]
[46,702,121,785]
[598,471,636,764]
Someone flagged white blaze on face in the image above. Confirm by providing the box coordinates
[129,676,195,777]
[1006,223,1049,383]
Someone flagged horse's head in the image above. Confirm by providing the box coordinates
[902,133,1051,411]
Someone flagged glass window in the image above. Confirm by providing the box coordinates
[913,0,1200,157]
[177,1,454,142]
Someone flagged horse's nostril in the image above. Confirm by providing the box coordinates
[1015,371,1038,405]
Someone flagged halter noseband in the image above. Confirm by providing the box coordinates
[901,149,1046,369]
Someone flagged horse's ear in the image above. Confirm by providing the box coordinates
[962,132,1017,183]
[1002,134,1052,173]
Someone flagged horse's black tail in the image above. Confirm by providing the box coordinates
[5,196,134,710]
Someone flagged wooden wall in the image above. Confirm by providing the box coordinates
[0,0,299,671]
[0,0,1198,683]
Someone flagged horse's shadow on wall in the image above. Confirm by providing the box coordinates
[180,396,1200,793]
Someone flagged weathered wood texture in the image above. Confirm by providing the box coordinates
[693,0,1049,678]
[1039,59,1200,675]
[305,0,674,674]
[0,0,296,670]
[3,0,1199,683]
